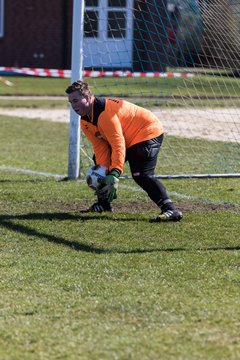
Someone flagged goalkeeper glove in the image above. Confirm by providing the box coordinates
[97,169,120,202]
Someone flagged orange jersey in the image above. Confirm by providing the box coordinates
[81,97,164,173]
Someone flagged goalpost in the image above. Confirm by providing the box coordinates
[68,0,84,179]
[69,0,240,179]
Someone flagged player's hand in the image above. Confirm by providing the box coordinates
[97,169,120,202]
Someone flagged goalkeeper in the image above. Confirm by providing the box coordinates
[66,80,182,222]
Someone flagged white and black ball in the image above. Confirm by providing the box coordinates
[86,165,108,190]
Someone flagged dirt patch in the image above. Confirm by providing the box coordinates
[112,201,238,213]
[0,107,239,142]
[55,199,238,214]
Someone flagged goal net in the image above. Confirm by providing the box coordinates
[78,0,240,178]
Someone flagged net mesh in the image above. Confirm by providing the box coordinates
[79,0,240,177]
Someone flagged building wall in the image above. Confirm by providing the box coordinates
[0,0,168,71]
[0,0,71,68]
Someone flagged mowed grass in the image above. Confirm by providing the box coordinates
[0,113,240,359]
[1,75,240,109]
[1,75,240,97]
[0,75,240,359]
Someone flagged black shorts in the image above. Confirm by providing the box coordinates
[126,134,164,176]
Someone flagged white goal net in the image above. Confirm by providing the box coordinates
[76,0,240,177]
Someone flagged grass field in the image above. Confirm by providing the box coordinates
[1,75,240,97]
[1,75,240,109]
[0,76,240,359]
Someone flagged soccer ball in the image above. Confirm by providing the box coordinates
[86,165,108,190]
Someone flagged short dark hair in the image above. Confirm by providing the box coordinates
[65,80,92,96]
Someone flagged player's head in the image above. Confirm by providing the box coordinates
[66,80,93,116]
[65,80,92,97]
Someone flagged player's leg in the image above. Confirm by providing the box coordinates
[126,135,182,222]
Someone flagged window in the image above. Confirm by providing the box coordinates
[0,0,4,38]
[108,11,126,38]
[84,10,99,38]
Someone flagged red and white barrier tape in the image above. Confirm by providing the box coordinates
[0,67,71,78]
[0,67,194,78]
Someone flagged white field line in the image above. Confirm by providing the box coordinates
[0,165,239,207]
[0,165,67,179]
[119,185,239,207]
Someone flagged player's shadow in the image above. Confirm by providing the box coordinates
[0,212,142,222]
[0,212,239,254]
[0,212,146,255]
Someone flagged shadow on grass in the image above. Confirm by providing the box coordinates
[0,212,239,254]
[0,212,141,222]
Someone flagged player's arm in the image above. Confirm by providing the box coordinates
[98,113,125,174]
[96,114,124,202]
[81,121,111,169]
